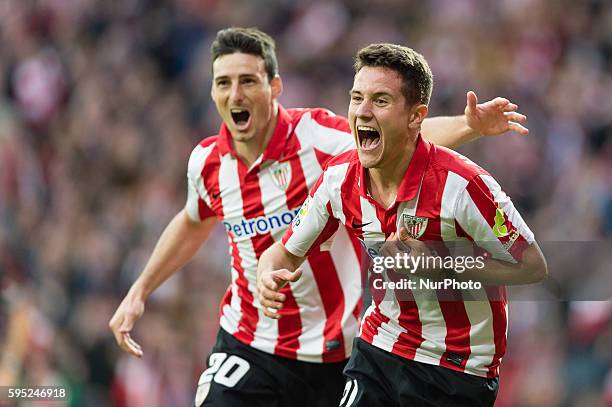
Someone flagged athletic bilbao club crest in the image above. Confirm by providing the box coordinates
[270,162,292,191]
[402,214,428,239]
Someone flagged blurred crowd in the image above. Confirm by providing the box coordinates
[0,0,610,406]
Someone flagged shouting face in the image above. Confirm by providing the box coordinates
[349,66,424,169]
[211,52,282,147]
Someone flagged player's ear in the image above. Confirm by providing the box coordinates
[270,75,283,99]
[408,104,428,129]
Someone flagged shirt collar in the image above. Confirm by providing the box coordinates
[358,134,432,202]
[216,104,292,162]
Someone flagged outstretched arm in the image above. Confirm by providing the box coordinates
[109,210,216,357]
[421,91,529,149]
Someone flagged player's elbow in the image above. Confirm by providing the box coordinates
[523,242,548,283]
[529,259,548,283]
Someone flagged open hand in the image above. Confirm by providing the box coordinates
[465,91,529,137]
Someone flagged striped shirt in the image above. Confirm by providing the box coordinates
[282,135,535,377]
[185,105,363,363]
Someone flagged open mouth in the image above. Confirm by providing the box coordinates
[357,125,381,151]
[231,108,251,128]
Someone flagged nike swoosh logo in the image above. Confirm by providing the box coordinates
[211,191,221,199]
[351,220,373,229]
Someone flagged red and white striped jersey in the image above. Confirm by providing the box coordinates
[282,135,535,377]
[185,105,363,363]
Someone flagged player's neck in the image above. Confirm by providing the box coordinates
[234,103,279,168]
[367,144,415,209]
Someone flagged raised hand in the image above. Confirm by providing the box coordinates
[465,91,529,136]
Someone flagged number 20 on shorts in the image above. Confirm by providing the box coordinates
[194,352,251,406]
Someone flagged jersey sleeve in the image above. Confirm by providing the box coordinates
[453,174,534,263]
[281,171,340,257]
[185,145,216,222]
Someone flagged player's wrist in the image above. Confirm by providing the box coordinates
[462,115,484,140]
[128,282,150,303]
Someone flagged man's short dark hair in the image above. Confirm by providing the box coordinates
[354,43,433,106]
[211,27,278,81]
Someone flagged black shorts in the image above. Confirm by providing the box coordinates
[340,338,499,407]
[193,328,348,407]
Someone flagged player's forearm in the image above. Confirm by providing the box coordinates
[452,242,548,286]
[421,116,479,149]
[130,210,215,301]
[257,242,304,279]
